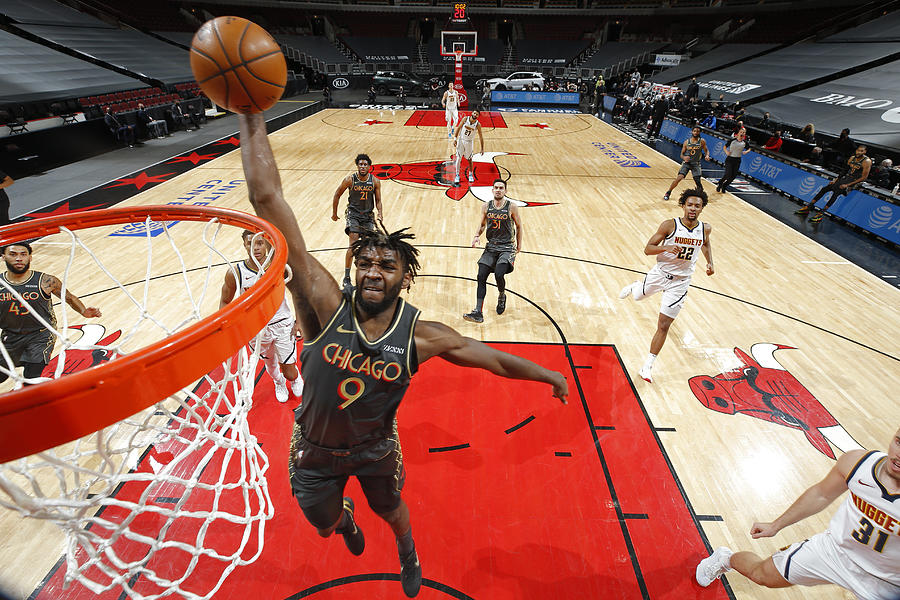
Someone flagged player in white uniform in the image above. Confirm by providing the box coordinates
[441,82,459,139]
[220,230,304,403]
[697,427,900,600]
[617,188,713,383]
[453,109,484,185]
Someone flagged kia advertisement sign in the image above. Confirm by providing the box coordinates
[661,119,900,244]
[754,59,900,148]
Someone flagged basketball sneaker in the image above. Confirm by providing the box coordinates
[496,292,507,314]
[809,212,824,223]
[463,310,484,323]
[696,547,733,587]
[454,176,460,186]
[290,376,304,397]
[662,191,670,201]
[618,283,634,300]
[468,172,474,183]
[399,544,422,597]
[638,364,652,383]
[794,206,810,215]
[274,380,289,403]
[336,497,365,556]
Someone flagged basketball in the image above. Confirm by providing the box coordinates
[190,17,287,114]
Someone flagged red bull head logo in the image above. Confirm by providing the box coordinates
[688,343,862,459]
[42,324,122,378]
[371,152,555,206]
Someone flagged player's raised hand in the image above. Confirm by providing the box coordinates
[750,522,779,538]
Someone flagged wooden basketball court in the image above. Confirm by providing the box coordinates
[1,106,896,600]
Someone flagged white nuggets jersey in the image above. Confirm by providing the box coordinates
[459,116,478,142]
[237,261,293,325]
[830,451,900,585]
[656,218,704,277]
[446,90,458,111]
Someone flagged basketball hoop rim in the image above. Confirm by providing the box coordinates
[0,206,288,464]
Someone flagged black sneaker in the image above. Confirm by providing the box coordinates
[336,497,365,556]
[399,545,422,597]
[463,310,484,323]
[496,293,507,315]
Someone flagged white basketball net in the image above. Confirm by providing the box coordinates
[0,216,275,599]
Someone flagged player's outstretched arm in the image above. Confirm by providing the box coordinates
[414,320,568,404]
[702,223,714,276]
[643,220,677,256]
[43,274,101,318]
[750,449,863,539]
[237,113,340,337]
[332,175,351,221]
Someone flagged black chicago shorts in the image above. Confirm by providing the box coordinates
[288,423,406,529]
[0,328,54,366]
[345,211,376,235]
[478,248,516,273]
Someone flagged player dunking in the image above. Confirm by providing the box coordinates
[463,179,522,323]
[696,427,900,600]
[237,112,568,598]
[0,242,101,386]
[617,188,714,382]
[453,109,484,185]
[662,126,711,200]
[332,154,383,289]
[220,230,304,403]
[441,82,460,139]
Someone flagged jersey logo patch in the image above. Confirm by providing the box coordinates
[688,343,863,459]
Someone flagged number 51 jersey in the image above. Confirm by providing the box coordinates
[830,450,900,585]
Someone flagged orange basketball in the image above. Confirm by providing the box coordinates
[190,17,287,114]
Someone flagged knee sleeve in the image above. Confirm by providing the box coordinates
[22,362,45,382]
[476,263,491,299]
[693,175,703,190]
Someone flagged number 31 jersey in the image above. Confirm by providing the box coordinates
[656,218,704,277]
[830,451,900,585]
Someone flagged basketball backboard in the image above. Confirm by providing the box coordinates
[440,31,477,57]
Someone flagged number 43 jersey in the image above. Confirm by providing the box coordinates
[831,450,900,585]
[657,218,704,278]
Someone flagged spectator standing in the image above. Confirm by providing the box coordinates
[716,128,751,194]
[685,77,700,101]
[0,169,14,226]
[758,112,772,131]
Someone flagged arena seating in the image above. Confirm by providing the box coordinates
[341,37,417,64]
[654,44,777,85]
[582,42,668,71]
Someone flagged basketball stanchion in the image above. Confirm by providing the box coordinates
[0,206,285,599]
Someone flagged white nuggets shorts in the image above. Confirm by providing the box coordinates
[253,318,297,365]
[445,106,458,126]
[772,530,900,600]
[630,264,691,319]
[456,138,474,160]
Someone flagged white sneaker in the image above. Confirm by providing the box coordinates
[290,376,304,397]
[639,364,653,383]
[696,547,733,587]
[454,176,460,185]
[618,283,634,299]
[274,381,289,403]
[467,173,474,182]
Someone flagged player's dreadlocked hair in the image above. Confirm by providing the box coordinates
[350,224,421,287]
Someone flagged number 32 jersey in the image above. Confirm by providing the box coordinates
[830,451,900,585]
[297,289,421,449]
[656,218,704,278]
